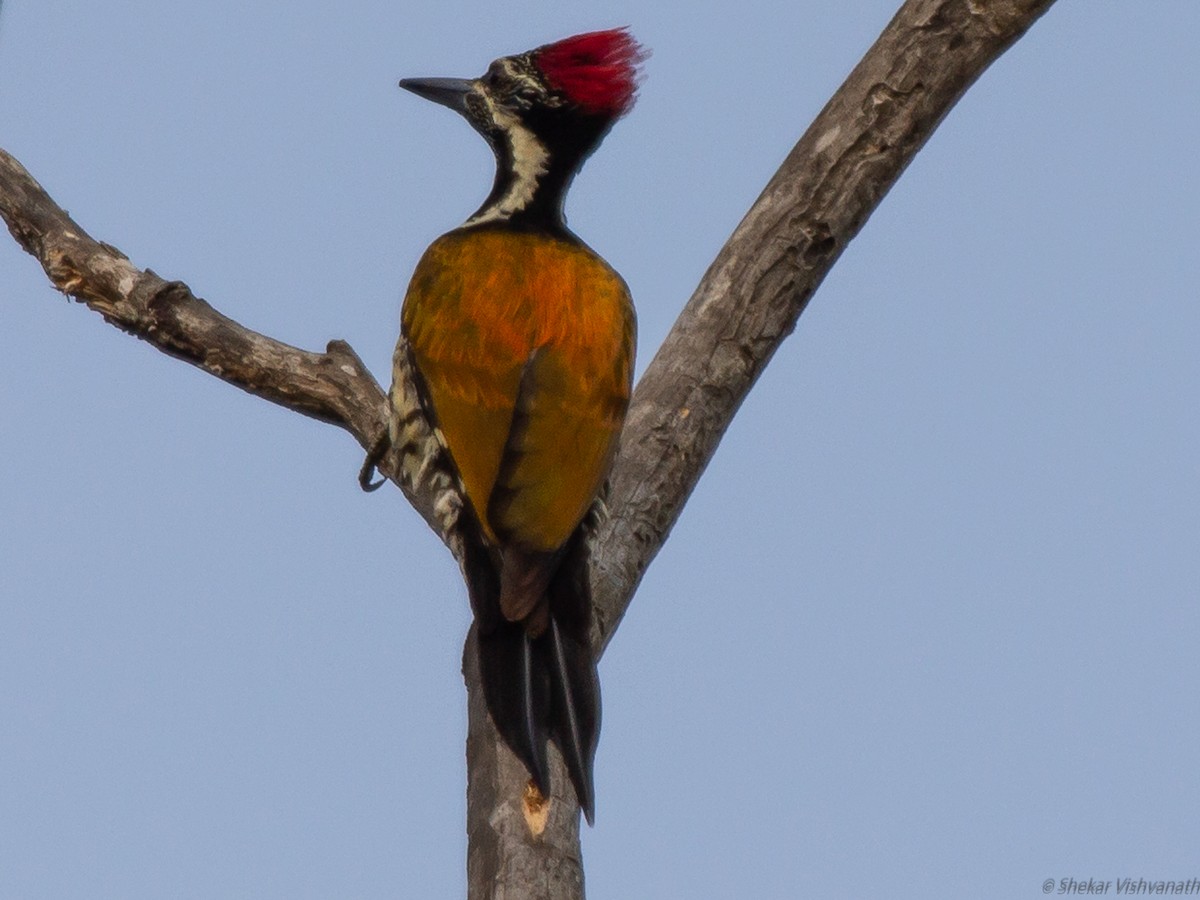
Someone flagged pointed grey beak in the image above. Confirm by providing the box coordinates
[398,77,474,115]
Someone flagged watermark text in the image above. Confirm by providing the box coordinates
[1042,878,1200,896]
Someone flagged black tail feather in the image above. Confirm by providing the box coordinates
[542,615,599,824]
[465,515,601,822]
[477,620,551,795]
[475,614,600,822]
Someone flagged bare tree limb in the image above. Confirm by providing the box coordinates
[592,0,1058,648]
[0,153,375,432]
[1,0,1057,897]
[0,149,448,535]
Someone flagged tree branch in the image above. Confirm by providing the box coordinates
[0,152,374,431]
[0,149,447,535]
[1,0,1057,897]
[592,0,1058,648]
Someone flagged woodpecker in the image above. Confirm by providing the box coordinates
[388,29,643,823]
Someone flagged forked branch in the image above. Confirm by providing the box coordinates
[0,1,1058,897]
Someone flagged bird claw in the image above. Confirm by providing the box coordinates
[358,433,389,492]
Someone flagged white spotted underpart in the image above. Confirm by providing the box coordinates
[465,94,550,227]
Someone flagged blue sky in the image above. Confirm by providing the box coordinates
[2,2,1198,898]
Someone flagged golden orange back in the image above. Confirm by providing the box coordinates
[401,226,635,552]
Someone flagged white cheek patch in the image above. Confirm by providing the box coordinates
[466,96,549,226]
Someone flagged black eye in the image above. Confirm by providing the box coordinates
[482,64,504,88]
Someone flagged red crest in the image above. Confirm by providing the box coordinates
[534,28,647,117]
